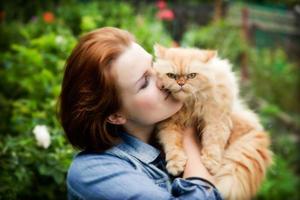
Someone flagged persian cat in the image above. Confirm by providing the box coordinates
[153,44,273,200]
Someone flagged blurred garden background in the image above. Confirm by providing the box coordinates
[0,0,299,199]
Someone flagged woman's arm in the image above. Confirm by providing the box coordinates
[182,127,215,185]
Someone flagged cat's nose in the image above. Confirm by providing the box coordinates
[178,82,185,87]
[177,80,185,87]
[177,77,186,87]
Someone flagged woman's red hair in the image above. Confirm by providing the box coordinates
[58,27,134,151]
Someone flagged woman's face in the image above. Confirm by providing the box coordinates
[112,42,182,126]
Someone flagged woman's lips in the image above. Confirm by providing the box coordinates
[162,89,171,100]
[165,92,170,100]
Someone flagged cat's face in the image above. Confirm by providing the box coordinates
[153,44,217,102]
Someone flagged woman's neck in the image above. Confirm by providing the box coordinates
[123,122,155,143]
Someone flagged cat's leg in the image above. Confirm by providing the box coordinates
[194,82,234,175]
[199,83,234,175]
[200,116,232,175]
[157,122,187,176]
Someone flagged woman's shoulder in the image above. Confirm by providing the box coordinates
[67,150,136,197]
[68,149,132,178]
[67,149,169,199]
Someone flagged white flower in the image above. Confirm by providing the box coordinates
[33,125,51,149]
[55,35,65,45]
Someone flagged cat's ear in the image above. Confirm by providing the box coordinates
[203,50,217,62]
[154,44,167,58]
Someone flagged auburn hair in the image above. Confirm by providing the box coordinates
[58,27,135,151]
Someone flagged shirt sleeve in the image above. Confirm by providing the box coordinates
[67,154,223,200]
[172,177,222,199]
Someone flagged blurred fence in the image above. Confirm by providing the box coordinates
[170,1,300,63]
[227,2,300,62]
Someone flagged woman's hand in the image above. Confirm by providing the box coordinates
[182,127,215,184]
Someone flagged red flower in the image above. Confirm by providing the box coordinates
[43,11,55,23]
[156,9,174,21]
[0,11,5,22]
[156,0,167,9]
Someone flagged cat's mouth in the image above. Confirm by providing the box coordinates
[171,88,190,101]
[162,87,187,101]
[163,88,186,101]
[174,88,185,93]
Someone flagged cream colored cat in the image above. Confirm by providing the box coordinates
[153,44,273,200]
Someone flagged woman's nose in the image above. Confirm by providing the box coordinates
[150,68,164,90]
[156,77,164,90]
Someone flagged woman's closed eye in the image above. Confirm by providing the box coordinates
[140,75,150,89]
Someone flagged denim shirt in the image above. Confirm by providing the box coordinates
[67,132,223,200]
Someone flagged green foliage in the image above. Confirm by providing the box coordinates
[252,93,300,199]
[257,155,300,200]
[181,20,249,67]
[248,48,299,112]
[0,26,76,200]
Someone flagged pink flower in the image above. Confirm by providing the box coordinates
[156,9,175,21]
[156,0,167,9]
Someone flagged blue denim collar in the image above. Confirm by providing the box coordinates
[116,131,161,164]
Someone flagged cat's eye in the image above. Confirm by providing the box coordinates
[187,73,197,79]
[166,73,177,79]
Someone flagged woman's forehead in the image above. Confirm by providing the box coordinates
[112,42,152,89]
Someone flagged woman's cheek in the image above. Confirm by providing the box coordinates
[134,94,156,111]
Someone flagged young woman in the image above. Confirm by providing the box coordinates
[59,27,223,200]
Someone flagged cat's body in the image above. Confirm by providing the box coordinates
[153,45,272,200]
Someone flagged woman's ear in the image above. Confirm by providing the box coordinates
[106,113,127,125]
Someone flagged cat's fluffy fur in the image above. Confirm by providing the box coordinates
[153,44,273,200]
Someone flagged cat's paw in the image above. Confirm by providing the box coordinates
[166,151,187,176]
[201,153,221,175]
